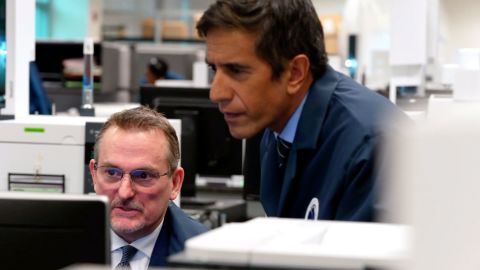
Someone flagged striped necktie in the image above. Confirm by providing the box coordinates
[276,137,292,168]
[116,245,138,270]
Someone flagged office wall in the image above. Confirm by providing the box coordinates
[36,0,101,41]
[103,0,156,39]
[103,0,345,40]
[313,0,346,15]
[35,0,49,38]
[50,0,88,40]
[438,0,480,64]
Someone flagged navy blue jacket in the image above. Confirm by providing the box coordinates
[149,202,208,267]
[260,66,405,221]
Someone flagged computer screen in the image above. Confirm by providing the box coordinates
[0,192,111,269]
[35,40,102,81]
[140,85,243,198]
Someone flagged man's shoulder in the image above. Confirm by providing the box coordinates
[167,203,209,237]
[328,74,404,129]
[150,204,208,266]
[303,70,406,147]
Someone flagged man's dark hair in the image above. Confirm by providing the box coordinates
[148,57,169,79]
[196,0,328,80]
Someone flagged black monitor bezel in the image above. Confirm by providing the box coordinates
[0,192,111,269]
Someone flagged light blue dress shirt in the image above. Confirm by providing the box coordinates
[275,92,309,143]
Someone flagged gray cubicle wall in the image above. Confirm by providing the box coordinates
[131,43,205,91]
[101,42,132,94]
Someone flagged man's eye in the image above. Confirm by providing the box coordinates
[229,66,242,74]
[132,170,156,180]
[225,65,248,77]
[137,171,149,179]
[105,168,120,177]
[208,64,217,72]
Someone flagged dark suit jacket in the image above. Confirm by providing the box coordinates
[149,202,208,267]
[260,65,406,221]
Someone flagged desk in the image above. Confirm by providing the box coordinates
[169,218,411,270]
[182,198,247,229]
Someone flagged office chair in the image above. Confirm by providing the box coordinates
[30,61,52,115]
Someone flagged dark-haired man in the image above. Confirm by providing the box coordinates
[197,0,407,221]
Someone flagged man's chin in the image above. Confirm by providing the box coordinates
[111,218,144,236]
[228,125,257,139]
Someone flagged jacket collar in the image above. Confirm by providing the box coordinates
[294,65,339,150]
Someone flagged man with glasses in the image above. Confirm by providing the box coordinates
[89,106,208,269]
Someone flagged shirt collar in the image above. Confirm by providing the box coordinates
[111,220,164,259]
[275,92,309,144]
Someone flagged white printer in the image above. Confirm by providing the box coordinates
[0,115,106,193]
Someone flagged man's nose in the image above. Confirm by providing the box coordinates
[117,174,135,199]
[209,70,233,104]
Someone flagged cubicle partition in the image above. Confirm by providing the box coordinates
[131,43,205,91]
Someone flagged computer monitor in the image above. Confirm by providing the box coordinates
[140,85,243,198]
[35,40,102,81]
[0,192,111,269]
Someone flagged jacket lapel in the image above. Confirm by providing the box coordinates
[272,66,339,216]
[149,210,171,266]
[276,147,297,216]
[260,132,282,216]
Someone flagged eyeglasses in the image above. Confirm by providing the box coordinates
[94,163,169,187]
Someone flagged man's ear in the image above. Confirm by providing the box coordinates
[286,54,310,95]
[88,159,98,191]
[169,167,184,201]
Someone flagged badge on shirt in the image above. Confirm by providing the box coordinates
[305,197,319,220]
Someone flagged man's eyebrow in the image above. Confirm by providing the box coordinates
[217,62,252,72]
[97,162,115,167]
[206,59,249,68]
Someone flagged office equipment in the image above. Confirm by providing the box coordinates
[140,85,243,199]
[0,192,110,269]
[0,115,105,193]
[34,41,104,113]
[169,217,411,269]
[35,40,102,82]
[185,199,246,229]
[80,37,95,116]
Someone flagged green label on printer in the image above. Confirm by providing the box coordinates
[24,127,45,133]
